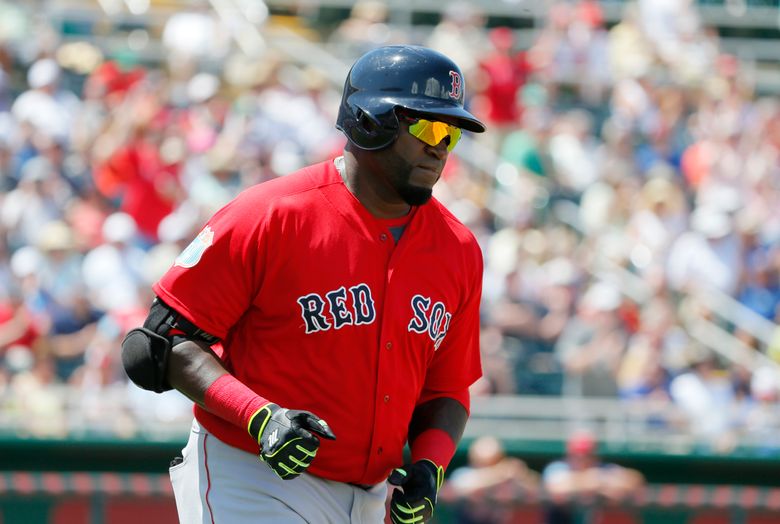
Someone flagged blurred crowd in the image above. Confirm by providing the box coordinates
[440,431,645,524]
[0,0,779,459]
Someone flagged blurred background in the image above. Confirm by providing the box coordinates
[1,0,780,522]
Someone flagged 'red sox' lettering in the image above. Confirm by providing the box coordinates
[407,294,452,349]
[297,287,451,349]
[298,283,376,333]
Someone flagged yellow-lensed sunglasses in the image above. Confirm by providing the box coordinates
[400,115,462,152]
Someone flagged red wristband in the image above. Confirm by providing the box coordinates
[203,374,269,432]
[410,428,456,471]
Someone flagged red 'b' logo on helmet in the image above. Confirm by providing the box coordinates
[448,70,462,99]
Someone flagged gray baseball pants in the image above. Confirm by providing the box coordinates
[170,419,388,524]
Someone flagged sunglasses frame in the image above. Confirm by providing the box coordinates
[398,112,462,152]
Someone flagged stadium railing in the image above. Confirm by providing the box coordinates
[2,470,780,524]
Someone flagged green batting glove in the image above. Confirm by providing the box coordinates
[388,459,444,524]
[248,403,336,480]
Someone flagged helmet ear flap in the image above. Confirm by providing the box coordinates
[344,106,397,150]
[356,108,379,134]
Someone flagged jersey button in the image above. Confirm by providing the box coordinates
[385,342,392,350]
[377,447,383,455]
[380,233,388,241]
[384,395,390,403]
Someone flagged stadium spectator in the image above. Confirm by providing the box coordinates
[735,208,780,319]
[91,82,184,244]
[6,350,65,437]
[10,58,80,144]
[329,1,395,57]
[742,366,780,454]
[555,281,629,398]
[161,0,232,79]
[607,2,654,81]
[668,347,739,452]
[425,2,490,84]
[81,212,146,313]
[547,109,602,197]
[542,429,645,524]
[528,0,610,103]
[617,304,676,400]
[1,156,68,250]
[35,220,83,304]
[666,205,743,295]
[44,289,102,383]
[472,27,531,137]
[474,324,518,396]
[624,176,689,273]
[440,435,540,524]
[0,287,40,359]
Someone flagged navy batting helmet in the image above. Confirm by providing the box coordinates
[336,45,486,151]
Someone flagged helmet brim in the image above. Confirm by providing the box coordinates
[389,97,486,133]
[348,92,486,134]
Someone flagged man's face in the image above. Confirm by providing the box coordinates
[373,113,456,206]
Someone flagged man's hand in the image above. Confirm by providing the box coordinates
[248,403,336,480]
[388,459,444,524]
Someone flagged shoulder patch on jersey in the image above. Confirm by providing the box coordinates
[175,226,214,268]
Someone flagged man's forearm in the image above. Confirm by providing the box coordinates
[166,339,229,407]
[408,396,468,470]
[167,339,273,435]
[408,396,468,444]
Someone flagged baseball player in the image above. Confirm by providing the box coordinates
[121,45,485,523]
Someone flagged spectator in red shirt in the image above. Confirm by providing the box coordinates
[473,27,530,138]
[92,84,183,245]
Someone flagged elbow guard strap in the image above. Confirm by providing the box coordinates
[121,298,219,393]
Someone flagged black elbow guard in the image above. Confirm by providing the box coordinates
[121,327,173,393]
[122,297,219,393]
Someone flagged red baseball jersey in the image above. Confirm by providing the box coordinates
[153,159,483,485]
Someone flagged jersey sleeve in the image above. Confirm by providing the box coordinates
[153,189,269,339]
[418,240,483,402]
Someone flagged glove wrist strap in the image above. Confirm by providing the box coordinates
[418,459,445,492]
[248,403,278,444]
